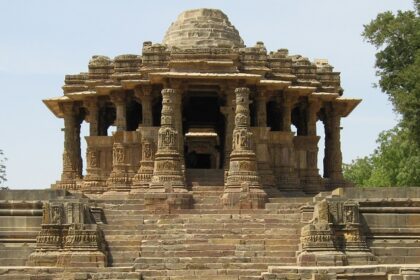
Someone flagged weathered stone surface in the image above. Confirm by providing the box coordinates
[2,7,419,280]
[163,8,244,49]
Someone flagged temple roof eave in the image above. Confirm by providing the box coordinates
[43,96,72,118]
[334,97,362,117]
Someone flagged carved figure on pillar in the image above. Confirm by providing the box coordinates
[82,147,106,193]
[222,87,267,209]
[145,88,191,211]
[132,138,155,191]
[106,139,132,191]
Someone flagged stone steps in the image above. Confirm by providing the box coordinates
[0,244,35,266]
[97,191,303,271]
[140,268,264,277]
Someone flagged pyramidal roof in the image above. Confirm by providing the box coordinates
[163,8,245,49]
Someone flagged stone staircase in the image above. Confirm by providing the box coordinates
[186,169,225,187]
[94,183,313,280]
[96,197,145,267]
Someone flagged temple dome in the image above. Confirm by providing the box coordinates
[163,8,245,49]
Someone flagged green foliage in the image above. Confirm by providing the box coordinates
[344,127,420,187]
[0,149,6,187]
[362,1,420,145]
[345,2,420,187]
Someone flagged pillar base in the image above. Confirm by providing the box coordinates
[106,173,132,192]
[275,167,301,191]
[28,251,106,267]
[131,174,153,193]
[52,180,79,191]
[144,191,192,213]
[145,182,191,212]
[345,251,378,265]
[297,251,346,266]
[221,183,267,209]
[301,171,324,194]
[81,180,107,194]
[324,177,352,191]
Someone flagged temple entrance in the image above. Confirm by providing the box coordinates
[183,92,225,169]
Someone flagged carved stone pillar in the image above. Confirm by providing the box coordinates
[106,132,133,192]
[56,102,79,191]
[255,91,268,127]
[298,98,323,193]
[136,86,153,127]
[111,93,127,131]
[131,137,155,192]
[220,90,235,172]
[74,116,83,179]
[222,87,267,209]
[85,98,99,136]
[323,104,345,188]
[307,98,321,136]
[172,89,186,176]
[141,94,153,126]
[145,88,191,211]
[82,143,106,194]
[281,94,295,132]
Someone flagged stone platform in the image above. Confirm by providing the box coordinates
[1,187,420,279]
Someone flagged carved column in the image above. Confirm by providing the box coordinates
[281,94,295,132]
[298,97,323,193]
[141,94,153,126]
[222,87,267,209]
[56,102,79,191]
[85,98,99,136]
[135,86,153,127]
[307,98,320,136]
[323,103,344,187]
[82,139,106,194]
[146,88,191,211]
[172,88,186,177]
[74,116,83,179]
[271,92,300,191]
[220,90,235,172]
[255,90,268,127]
[111,92,127,131]
[131,137,155,192]
[106,132,132,192]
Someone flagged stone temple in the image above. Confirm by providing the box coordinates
[1,8,419,280]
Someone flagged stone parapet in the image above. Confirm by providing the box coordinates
[27,201,106,267]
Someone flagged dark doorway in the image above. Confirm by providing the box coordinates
[183,92,225,168]
[186,152,211,169]
[195,154,211,169]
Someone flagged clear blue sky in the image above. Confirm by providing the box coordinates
[0,0,414,189]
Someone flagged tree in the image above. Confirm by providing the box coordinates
[344,126,420,187]
[362,0,420,146]
[344,1,420,187]
[0,149,7,188]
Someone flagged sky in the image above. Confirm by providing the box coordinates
[0,0,414,189]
